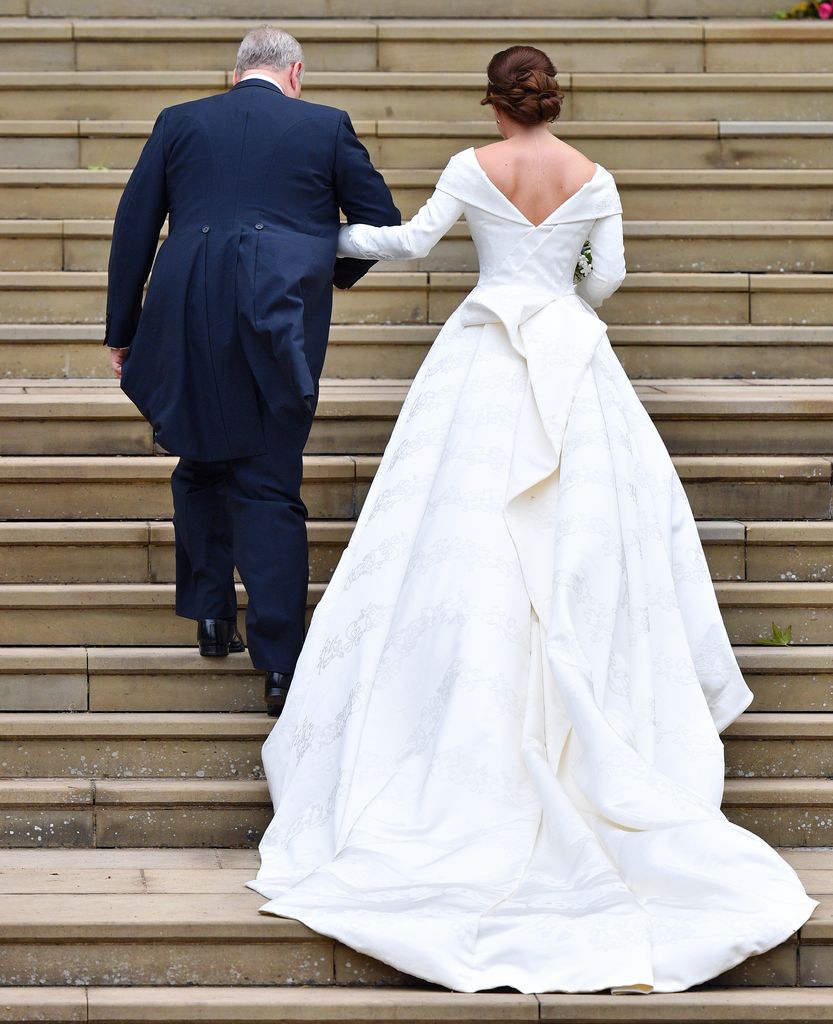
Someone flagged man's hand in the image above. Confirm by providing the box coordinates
[110,346,130,378]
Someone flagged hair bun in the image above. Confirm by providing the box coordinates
[481,45,564,126]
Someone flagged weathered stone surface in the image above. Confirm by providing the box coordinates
[95,779,270,848]
[738,647,833,713]
[0,780,93,848]
[723,780,833,847]
[0,927,334,986]
[0,988,86,1022]
[0,712,270,779]
[0,647,87,711]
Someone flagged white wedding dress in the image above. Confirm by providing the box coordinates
[248,148,817,994]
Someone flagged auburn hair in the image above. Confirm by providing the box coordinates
[481,45,564,126]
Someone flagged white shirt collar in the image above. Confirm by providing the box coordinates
[240,73,285,94]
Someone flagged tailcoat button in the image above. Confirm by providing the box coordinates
[255,222,264,230]
[201,225,210,233]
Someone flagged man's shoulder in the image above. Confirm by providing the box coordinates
[288,96,346,125]
[157,92,222,126]
[162,90,347,131]
[278,97,351,140]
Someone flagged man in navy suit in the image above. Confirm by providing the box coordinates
[105,26,400,716]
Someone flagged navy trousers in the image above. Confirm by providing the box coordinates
[170,394,313,673]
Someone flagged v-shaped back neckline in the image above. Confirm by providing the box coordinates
[467,147,600,228]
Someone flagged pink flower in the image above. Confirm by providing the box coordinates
[819,2,833,17]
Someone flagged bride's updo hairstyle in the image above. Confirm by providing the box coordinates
[481,45,564,126]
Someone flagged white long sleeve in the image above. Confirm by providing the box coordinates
[575,212,626,309]
[337,185,465,261]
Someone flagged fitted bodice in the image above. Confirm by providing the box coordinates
[450,149,622,304]
[337,146,625,319]
[468,209,595,291]
[454,150,617,295]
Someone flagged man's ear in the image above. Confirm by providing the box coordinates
[290,61,303,95]
[231,67,239,86]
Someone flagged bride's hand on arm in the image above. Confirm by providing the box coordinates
[338,185,465,261]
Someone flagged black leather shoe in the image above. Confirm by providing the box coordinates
[198,618,244,657]
[228,624,245,654]
[265,671,292,718]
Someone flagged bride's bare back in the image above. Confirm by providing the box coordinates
[474,136,597,227]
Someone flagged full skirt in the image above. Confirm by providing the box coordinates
[248,293,817,994]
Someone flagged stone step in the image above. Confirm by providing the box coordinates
[1,268,832,329]
[6,323,833,381]
[0,582,313,645]
[0,777,270,848]
[0,18,377,73]
[0,578,830,646]
[0,585,319,638]
[725,779,833,849]
[385,170,833,222]
[0,18,731,76]
[4,378,833,457]
[0,519,352,585]
[744,522,833,583]
[0,378,405,455]
[0,774,831,851]
[3,2,790,21]
[0,846,820,986]
[725,713,833,779]
[5,118,832,171]
[0,454,373,520]
[6,987,833,1024]
[0,71,829,122]
[436,270,833,328]
[0,646,262,712]
[3,644,831,714]
[614,327,833,381]
[0,986,552,1022]
[0,709,824,781]
[0,518,745,585]
[375,119,833,172]
[3,519,833,586]
[3,19,829,75]
[5,218,832,275]
[719,582,833,646]
[741,647,833,714]
[2,453,829,523]
[4,987,833,1024]
[1,168,832,220]
[0,712,271,779]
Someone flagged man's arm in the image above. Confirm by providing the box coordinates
[105,108,170,352]
[332,111,400,290]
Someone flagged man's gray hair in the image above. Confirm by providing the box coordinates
[236,26,305,77]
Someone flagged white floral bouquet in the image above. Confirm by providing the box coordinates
[574,241,592,283]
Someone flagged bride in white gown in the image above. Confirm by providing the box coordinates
[248,45,817,994]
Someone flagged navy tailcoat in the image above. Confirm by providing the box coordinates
[105,78,400,461]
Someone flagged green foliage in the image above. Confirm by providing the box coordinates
[754,622,793,646]
[773,0,830,17]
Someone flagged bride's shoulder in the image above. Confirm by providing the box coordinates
[446,146,479,168]
[434,147,478,191]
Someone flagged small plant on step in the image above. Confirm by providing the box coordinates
[754,622,793,646]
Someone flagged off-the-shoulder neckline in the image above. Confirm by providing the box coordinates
[464,147,603,228]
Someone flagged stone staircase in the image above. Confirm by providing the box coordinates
[2,3,833,1021]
